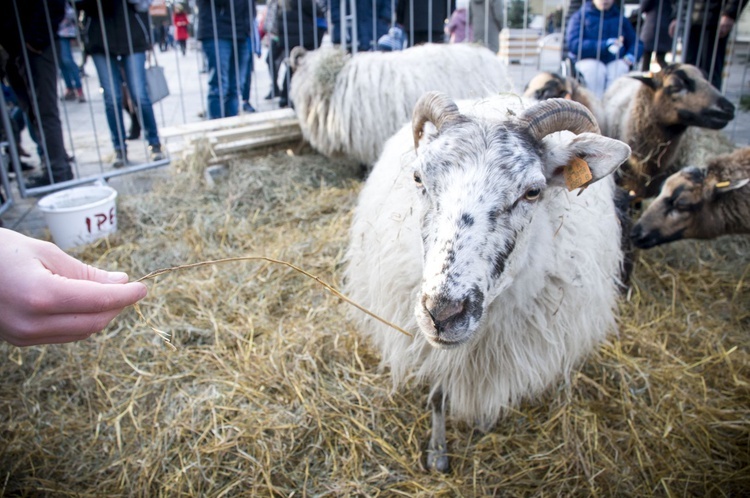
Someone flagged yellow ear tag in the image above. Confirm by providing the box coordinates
[715,181,731,188]
[564,157,593,192]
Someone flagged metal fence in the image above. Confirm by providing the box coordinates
[0,0,748,209]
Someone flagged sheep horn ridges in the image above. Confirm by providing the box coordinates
[412,91,468,149]
[517,98,601,141]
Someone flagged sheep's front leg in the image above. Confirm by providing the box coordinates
[426,386,450,473]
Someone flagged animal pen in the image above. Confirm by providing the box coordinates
[1,0,749,495]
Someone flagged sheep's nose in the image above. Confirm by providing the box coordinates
[718,97,736,116]
[423,296,467,333]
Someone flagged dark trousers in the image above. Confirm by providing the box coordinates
[5,43,72,182]
[684,24,728,90]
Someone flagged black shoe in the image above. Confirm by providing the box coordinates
[242,101,256,113]
[149,144,164,161]
[24,171,73,189]
[113,149,127,168]
[278,98,289,108]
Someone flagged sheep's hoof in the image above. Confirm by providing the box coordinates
[426,446,450,473]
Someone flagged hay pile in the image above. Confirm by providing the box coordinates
[1,144,749,496]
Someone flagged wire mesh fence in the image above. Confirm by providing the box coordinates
[0,0,748,208]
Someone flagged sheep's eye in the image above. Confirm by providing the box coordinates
[413,172,422,185]
[524,188,541,201]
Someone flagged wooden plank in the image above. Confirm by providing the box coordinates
[207,118,300,143]
[159,108,298,139]
[211,130,303,155]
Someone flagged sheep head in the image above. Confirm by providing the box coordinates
[410,92,631,348]
[630,64,735,131]
[631,163,750,248]
[523,72,573,101]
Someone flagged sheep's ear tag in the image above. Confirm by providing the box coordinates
[715,178,749,192]
[564,157,593,193]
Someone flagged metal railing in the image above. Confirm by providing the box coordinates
[0,0,747,210]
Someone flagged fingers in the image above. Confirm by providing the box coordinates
[40,278,148,315]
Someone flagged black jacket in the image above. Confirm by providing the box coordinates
[79,0,153,55]
[1,0,65,56]
[196,0,253,41]
[671,0,749,27]
[640,0,672,52]
[277,0,318,50]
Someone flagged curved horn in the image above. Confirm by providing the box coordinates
[412,91,467,149]
[516,98,601,142]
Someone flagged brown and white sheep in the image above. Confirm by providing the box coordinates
[523,71,605,127]
[603,64,735,201]
[631,147,750,248]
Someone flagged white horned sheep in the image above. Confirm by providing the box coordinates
[344,92,631,472]
[631,147,750,248]
[602,63,735,200]
[523,71,605,127]
[289,43,514,166]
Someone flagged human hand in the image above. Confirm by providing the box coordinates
[623,53,635,66]
[718,15,735,38]
[0,228,148,347]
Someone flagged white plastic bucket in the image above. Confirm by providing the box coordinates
[37,185,118,250]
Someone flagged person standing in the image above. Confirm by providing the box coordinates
[173,4,190,56]
[669,0,748,89]
[396,0,451,45]
[566,0,643,98]
[0,0,74,187]
[640,0,672,71]
[446,0,473,43]
[79,0,164,167]
[470,0,504,53]
[196,0,252,119]
[275,0,319,108]
[57,2,85,103]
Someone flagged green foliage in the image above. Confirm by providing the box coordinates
[507,0,534,28]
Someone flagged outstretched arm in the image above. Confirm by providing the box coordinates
[0,228,148,347]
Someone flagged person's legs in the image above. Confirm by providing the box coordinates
[225,39,248,118]
[241,37,254,105]
[24,44,72,182]
[58,38,82,91]
[641,50,653,72]
[92,54,128,157]
[202,38,233,119]
[122,51,161,151]
[605,59,630,91]
[575,59,607,98]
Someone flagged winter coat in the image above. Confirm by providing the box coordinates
[670,0,748,28]
[446,8,472,43]
[173,11,190,41]
[470,0,503,53]
[195,0,253,41]
[566,1,643,64]
[0,0,65,55]
[79,0,152,55]
[639,0,672,53]
[276,0,318,50]
[396,0,451,41]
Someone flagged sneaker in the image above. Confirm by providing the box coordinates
[113,149,127,168]
[60,90,77,102]
[77,90,86,103]
[149,144,164,161]
[242,101,256,113]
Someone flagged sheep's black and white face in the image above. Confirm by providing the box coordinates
[413,123,546,348]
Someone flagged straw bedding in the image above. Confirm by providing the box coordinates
[1,143,748,496]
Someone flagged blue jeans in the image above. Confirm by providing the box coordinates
[202,38,249,119]
[241,37,255,103]
[58,38,82,91]
[92,52,160,152]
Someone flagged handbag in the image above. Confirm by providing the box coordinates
[145,52,169,103]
